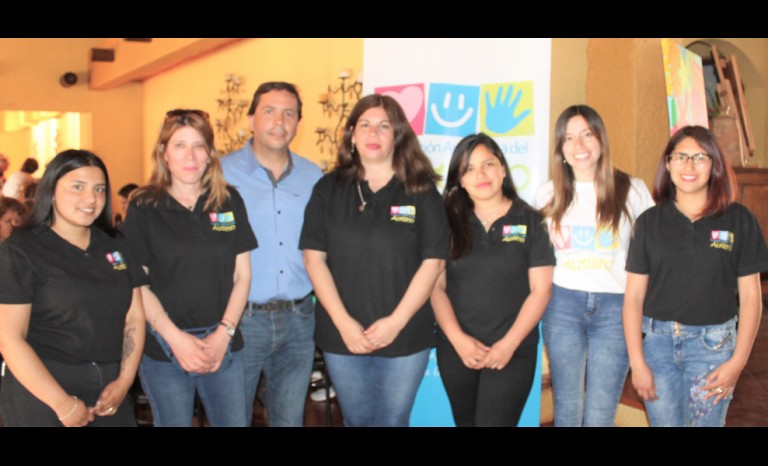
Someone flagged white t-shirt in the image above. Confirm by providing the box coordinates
[533,177,654,293]
[1,171,33,199]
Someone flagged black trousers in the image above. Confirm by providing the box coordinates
[1,358,135,427]
[436,336,537,427]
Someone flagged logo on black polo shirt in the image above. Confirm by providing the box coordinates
[390,205,416,224]
[710,230,734,252]
[502,225,527,243]
[105,251,127,271]
[209,212,236,232]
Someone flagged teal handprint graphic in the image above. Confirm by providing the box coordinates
[480,82,534,136]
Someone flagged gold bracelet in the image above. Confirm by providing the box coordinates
[58,396,79,421]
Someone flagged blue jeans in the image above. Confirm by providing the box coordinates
[641,316,736,427]
[324,348,430,427]
[241,297,316,427]
[542,284,628,427]
[139,349,247,427]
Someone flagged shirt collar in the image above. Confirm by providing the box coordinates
[242,138,295,182]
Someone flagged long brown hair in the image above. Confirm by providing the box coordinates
[541,105,630,234]
[653,125,736,218]
[336,94,439,195]
[444,133,530,261]
[134,110,230,212]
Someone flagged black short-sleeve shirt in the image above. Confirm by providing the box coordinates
[300,173,450,357]
[626,201,768,325]
[122,187,258,361]
[445,203,555,348]
[0,226,149,364]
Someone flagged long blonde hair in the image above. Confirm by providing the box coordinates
[541,105,630,234]
[134,110,230,212]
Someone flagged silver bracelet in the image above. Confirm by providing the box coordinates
[58,396,79,421]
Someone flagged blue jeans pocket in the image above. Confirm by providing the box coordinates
[148,324,234,378]
[701,328,735,352]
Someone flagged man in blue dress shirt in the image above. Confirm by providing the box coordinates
[222,82,323,426]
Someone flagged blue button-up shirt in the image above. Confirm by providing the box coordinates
[222,141,323,302]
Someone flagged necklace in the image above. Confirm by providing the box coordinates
[356,182,367,212]
[475,202,510,228]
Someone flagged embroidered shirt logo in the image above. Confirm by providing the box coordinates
[502,224,527,243]
[710,230,734,251]
[209,211,236,232]
[105,251,127,271]
[390,205,416,224]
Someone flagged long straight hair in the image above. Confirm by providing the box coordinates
[134,111,230,212]
[444,133,529,261]
[22,149,116,236]
[653,125,736,217]
[336,94,439,195]
[541,105,631,234]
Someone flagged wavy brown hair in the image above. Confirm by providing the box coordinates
[134,110,230,212]
[653,125,736,217]
[541,105,631,234]
[336,94,438,195]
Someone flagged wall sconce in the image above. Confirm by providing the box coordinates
[215,73,249,155]
[315,70,363,171]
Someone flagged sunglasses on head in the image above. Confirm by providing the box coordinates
[165,109,210,122]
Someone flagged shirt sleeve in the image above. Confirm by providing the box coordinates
[229,188,258,254]
[117,237,151,288]
[121,201,151,268]
[299,175,330,252]
[734,204,768,277]
[527,210,556,268]
[628,177,655,221]
[625,210,651,275]
[417,185,449,261]
[0,241,35,304]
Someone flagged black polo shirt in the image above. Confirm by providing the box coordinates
[300,172,450,357]
[626,201,768,325]
[0,226,149,364]
[445,203,555,348]
[122,187,257,361]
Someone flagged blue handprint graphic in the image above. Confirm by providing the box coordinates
[480,82,534,136]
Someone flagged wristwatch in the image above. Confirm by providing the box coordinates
[219,321,236,337]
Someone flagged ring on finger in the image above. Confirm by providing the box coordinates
[715,387,724,394]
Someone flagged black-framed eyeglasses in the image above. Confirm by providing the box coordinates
[165,109,210,122]
[668,152,712,166]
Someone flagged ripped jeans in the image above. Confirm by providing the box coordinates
[641,315,737,427]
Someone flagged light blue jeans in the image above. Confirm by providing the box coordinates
[641,316,737,427]
[324,348,430,427]
[139,350,248,427]
[241,297,316,427]
[542,284,628,427]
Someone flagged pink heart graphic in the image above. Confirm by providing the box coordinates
[382,86,423,124]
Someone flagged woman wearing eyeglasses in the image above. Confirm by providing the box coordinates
[301,95,449,427]
[623,126,768,427]
[122,109,257,427]
[533,105,655,426]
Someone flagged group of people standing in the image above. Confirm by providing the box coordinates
[0,80,765,428]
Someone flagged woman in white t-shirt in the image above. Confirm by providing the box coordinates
[534,105,654,426]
